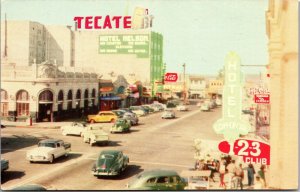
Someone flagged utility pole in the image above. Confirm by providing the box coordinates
[182,63,186,103]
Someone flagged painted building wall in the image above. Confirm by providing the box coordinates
[266,0,298,189]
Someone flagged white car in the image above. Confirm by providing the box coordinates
[26,139,71,163]
[61,122,88,136]
[82,126,109,146]
[200,104,210,111]
[161,110,176,119]
[177,105,189,111]
[129,106,146,117]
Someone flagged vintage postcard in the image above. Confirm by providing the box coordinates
[1,0,298,190]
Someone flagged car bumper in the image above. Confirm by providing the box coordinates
[92,170,119,176]
[27,156,50,162]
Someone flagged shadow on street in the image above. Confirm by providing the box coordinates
[1,171,25,184]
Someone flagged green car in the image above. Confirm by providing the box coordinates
[91,150,129,177]
[110,119,131,133]
[127,169,187,190]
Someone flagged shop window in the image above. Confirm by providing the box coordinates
[0,89,8,116]
[39,90,53,102]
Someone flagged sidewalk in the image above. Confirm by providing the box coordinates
[1,120,74,129]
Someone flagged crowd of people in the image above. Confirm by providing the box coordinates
[194,155,267,190]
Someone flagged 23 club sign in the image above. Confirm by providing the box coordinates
[218,139,270,165]
[213,52,270,164]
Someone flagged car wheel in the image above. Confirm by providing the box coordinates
[89,139,93,146]
[49,155,54,163]
[90,119,95,123]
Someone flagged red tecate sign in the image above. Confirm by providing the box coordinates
[164,73,178,82]
[218,139,270,165]
[254,94,270,104]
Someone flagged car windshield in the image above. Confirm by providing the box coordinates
[100,154,114,159]
[38,142,56,148]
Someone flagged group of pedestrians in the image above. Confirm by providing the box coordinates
[194,156,267,190]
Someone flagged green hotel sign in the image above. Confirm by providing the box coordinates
[99,34,149,58]
[213,52,251,152]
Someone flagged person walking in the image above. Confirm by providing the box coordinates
[234,163,244,189]
[258,165,266,187]
[247,163,256,186]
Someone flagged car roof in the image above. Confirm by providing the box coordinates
[11,184,47,191]
[138,169,179,178]
[99,150,121,156]
[39,139,62,144]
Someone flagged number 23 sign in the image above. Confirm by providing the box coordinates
[218,139,270,165]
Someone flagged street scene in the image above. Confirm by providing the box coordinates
[1,0,298,191]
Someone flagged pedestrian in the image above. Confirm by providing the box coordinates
[247,163,256,186]
[254,175,264,189]
[234,163,244,189]
[226,160,236,174]
[219,160,226,187]
[224,169,234,189]
[258,165,266,187]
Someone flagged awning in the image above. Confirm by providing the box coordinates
[116,94,128,99]
[100,81,114,92]
[100,96,121,101]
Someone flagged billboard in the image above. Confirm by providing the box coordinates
[99,34,149,58]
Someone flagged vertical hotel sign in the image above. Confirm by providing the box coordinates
[99,34,149,58]
[213,52,251,154]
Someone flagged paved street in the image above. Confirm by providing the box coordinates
[1,105,223,190]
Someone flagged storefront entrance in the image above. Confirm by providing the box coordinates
[38,90,53,122]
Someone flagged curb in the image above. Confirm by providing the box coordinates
[5,125,61,129]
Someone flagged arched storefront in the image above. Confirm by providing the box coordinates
[16,90,30,121]
[1,89,9,117]
[38,90,53,122]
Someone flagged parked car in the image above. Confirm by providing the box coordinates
[123,112,139,125]
[110,119,131,133]
[127,169,187,190]
[200,104,210,112]
[181,170,211,190]
[61,122,87,136]
[120,108,134,114]
[176,105,189,111]
[87,111,118,123]
[161,109,176,119]
[151,104,164,112]
[1,159,9,172]
[129,106,146,117]
[82,126,109,146]
[140,106,150,114]
[112,110,126,118]
[26,139,71,163]
[142,105,155,113]
[166,102,177,109]
[10,184,47,191]
[91,150,129,177]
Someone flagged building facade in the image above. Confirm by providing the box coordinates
[0,63,98,122]
[188,75,206,99]
[266,0,298,189]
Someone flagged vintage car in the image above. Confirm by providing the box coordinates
[142,105,155,113]
[87,111,118,123]
[161,109,176,119]
[82,126,109,146]
[150,104,164,112]
[200,104,210,111]
[123,112,139,125]
[129,106,146,117]
[110,119,131,133]
[1,159,9,172]
[92,150,129,177]
[181,170,211,190]
[26,139,71,163]
[127,169,187,190]
[176,105,189,111]
[61,122,88,136]
[111,110,126,118]
[10,184,47,191]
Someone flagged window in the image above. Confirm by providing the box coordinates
[16,90,29,116]
[39,90,53,102]
[146,177,156,183]
[157,177,169,183]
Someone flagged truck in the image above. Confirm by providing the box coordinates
[82,126,109,146]
[26,139,71,163]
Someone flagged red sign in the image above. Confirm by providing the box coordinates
[164,73,178,82]
[218,139,270,165]
[254,94,270,104]
[100,87,113,92]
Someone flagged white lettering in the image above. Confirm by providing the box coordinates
[228,96,236,106]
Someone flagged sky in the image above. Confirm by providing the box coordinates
[1,0,269,75]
